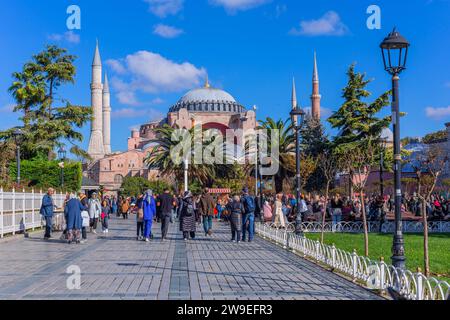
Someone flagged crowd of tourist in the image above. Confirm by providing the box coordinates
[38,185,450,245]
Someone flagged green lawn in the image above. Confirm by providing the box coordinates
[304,232,450,282]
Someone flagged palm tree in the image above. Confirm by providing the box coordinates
[258,117,295,193]
[144,125,215,188]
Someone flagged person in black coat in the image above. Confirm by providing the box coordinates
[227,195,244,243]
[178,191,197,240]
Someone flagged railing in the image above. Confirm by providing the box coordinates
[256,223,450,300]
[0,188,66,238]
[275,221,450,234]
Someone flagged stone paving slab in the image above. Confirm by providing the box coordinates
[0,216,382,300]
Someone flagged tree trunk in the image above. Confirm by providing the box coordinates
[422,199,430,277]
[321,182,329,244]
[274,175,283,194]
[360,193,369,257]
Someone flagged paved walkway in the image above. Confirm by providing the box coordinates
[0,217,381,300]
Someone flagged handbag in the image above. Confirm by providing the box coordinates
[137,208,144,220]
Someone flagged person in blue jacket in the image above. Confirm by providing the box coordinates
[64,193,87,244]
[143,189,156,242]
[40,188,57,239]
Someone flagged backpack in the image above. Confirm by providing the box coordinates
[121,201,129,213]
[183,203,195,217]
[243,195,255,213]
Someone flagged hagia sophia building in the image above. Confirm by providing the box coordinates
[84,42,321,193]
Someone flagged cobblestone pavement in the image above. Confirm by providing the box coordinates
[0,217,382,300]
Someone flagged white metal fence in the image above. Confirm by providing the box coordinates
[0,188,66,238]
[277,221,450,234]
[256,223,450,300]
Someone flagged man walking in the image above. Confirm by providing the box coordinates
[199,188,215,236]
[158,188,174,241]
[143,189,156,242]
[241,187,256,242]
[40,188,56,240]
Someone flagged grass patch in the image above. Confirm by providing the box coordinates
[304,232,450,282]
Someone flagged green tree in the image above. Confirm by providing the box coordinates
[258,118,295,193]
[2,45,92,160]
[422,130,447,144]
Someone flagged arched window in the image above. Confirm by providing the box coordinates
[114,174,124,184]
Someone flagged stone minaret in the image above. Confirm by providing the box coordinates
[102,73,112,155]
[291,77,298,109]
[87,41,105,160]
[311,52,322,120]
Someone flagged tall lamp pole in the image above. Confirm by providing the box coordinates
[380,28,410,270]
[290,106,305,236]
[379,137,387,197]
[58,146,67,188]
[13,129,24,185]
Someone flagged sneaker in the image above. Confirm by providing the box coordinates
[184,238,188,241]
[231,239,236,242]
[80,240,87,244]
[106,229,109,233]
[145,238,149,242]
[207,229,213,236]
[93,230,97,234]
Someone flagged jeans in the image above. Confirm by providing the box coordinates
[242,213,255,241]
[202,215,213,234]
[102,217,109,231]
[90,218,98,230]
[332,209,342,232]
[161,212,171,239]
[137,221,144,237]
[44,216,53,238]
[82,227,87,240]
[144,219,152,239]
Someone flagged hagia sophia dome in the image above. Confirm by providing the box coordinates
[169,78,246,114]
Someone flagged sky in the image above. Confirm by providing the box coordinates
[0,0,449,155]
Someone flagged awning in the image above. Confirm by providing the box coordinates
[208,188,231,194]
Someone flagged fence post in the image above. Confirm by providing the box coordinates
[352,249,358,281]
[12,188,16,235]
[331,244,336,269]
[379,257,386,291]
[31,189,35,231]
[283,230,287,249]
[416,268,423,300]
[39,189,43,228]
[0,187,3,238]
[315,240,320,261]
[22,188,26,233]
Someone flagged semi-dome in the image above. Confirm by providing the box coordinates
[169,78,245,113]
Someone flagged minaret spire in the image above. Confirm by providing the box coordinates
[88,40,105,160]
[311,51,321,120]
[291,77,298,109]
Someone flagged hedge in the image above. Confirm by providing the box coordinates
[9,158,82,192]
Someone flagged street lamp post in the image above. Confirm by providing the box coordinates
[13,128,24,185]
[380,28,410,270]
[290,107,306,236]
[58,146,67,188]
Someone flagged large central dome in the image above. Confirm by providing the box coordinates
[169,79,245,113]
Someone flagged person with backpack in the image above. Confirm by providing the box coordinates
[226,195,244,242]
[241,187,256,242]
[88,192,101,234]
[136,194,145,241]
[121,198,130,220]
[40,188,57,240]
[179,191,197,241]
[199,188,215,237]
[64,193,87,244]
[143,190,156,242]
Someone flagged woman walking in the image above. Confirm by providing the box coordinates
[136,194,145,241]
[273,194,286,228]
[64,193,86,244]
[101,200,110,234]
[226,195,243,243]
[88,192,101,234]
[143,190,156,242]
[179,191,197,241]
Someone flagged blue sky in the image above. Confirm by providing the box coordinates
[1,0,450,154]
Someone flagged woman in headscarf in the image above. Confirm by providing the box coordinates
[226,195,244,243]
[179,191,197,241]
[64,193,87,244]
[143,189,156,242]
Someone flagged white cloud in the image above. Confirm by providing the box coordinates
[144,0,184,18]
[113,108,165,120]
[425,106,450,120]
[108,51,206,106]
[210,0,272,13]
[106,59,127,75]
[290,11,349,36]
[0,104,14,113]
[153,24,184,38]
[48,31,80,44]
